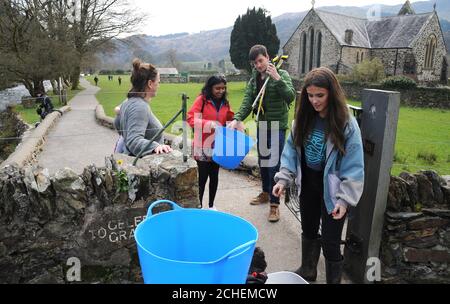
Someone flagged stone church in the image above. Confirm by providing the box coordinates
[283,1,448,83]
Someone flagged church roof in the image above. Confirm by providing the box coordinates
[366,13,433,48]
[314,9,433,49]
[315,10,371,48]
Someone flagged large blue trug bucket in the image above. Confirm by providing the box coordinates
[212,126,254,170]
[134,200,258,284]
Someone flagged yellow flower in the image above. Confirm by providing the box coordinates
[117,159,124,166]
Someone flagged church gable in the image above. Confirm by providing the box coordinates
[283,9,341,78]
[410,13,448,82]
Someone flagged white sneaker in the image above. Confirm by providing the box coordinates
[208,206,217,211]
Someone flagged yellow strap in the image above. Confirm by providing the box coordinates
[256,86,266,119]
[255,55,288,120]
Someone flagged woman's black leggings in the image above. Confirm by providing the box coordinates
[197,161,220,208]
[299,157,347,262]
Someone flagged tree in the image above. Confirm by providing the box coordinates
[0,0,76,96]
[67,0,145,89]
[0,0,145,93]
[165,49,180,70]
[229,7,280,73]
[129,39,153,63]
[218,59,225,73]
[351,58,386,83]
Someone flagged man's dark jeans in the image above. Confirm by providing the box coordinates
[257,126,286,204]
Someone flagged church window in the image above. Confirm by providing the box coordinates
[309,28,315,72]
[316,32,322,67]
[424,35,437,69]
[301,32,307,74]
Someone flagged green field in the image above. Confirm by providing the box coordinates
[86,75,450,176]
[14,88,82,125]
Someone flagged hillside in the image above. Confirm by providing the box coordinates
[94,0,450,70]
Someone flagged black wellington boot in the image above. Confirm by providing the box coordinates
[325,258,344,284]
[294,235,321,282]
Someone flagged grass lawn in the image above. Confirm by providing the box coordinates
[14,87,83,125]
[86,75,450,176]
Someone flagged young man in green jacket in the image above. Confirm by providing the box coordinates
[229,45,296,222]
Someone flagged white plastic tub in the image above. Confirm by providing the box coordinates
[266,271,309,284]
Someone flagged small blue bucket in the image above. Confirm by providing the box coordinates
[134,200,258,284]
[212,126,254,169]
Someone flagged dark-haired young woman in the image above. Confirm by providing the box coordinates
[273,67,364,284]
[114,58,173,156]
[187,75,234,210]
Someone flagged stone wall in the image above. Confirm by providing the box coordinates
[340,82,450,108]
[188,74,249,84]
[381,171,450,283]
[1,106,71,169]
[160,76,187,83]
[292,79,450,109]
[0,152,199,283]
[370,48,414,77]
[0,107,27,163]
[341,47,370,71]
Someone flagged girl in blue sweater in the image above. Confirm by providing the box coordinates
[273,67,364,284]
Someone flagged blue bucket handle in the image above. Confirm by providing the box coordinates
[215,239,256,263]
[147,200,183,218]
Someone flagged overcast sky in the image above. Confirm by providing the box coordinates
[132,0,423,36]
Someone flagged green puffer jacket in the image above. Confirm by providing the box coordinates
[234,68,295,130]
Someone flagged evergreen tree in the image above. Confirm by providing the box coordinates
[229,7,280,74]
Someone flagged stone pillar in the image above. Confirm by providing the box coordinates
[344,89,400,283]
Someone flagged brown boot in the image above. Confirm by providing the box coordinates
[268,204,280,222]
[250,192,270,205]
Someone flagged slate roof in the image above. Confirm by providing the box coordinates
[366,13,433,48]
[314,9,434,49]
[316,10,371,48]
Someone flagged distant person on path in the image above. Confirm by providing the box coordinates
[187,75,234,210]
[228,44,295,222]
[94,76,99,86]
[35,90,55,120]
[114,58,173,156]
[272,67,365,284]
[118,76,122,86]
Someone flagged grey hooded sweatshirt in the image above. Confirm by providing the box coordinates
[114,97,164,156]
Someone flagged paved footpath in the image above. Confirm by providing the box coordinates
[206,169,338,284]
[36,78,352,284]
[37,78,118,175]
